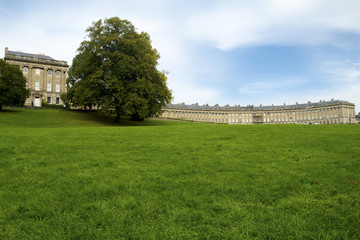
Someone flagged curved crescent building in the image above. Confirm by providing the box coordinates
[161,99,356,124]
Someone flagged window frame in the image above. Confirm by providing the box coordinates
[35,81,40,91]
[56,83,60,93]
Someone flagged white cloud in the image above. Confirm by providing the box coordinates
[170,84,222,106]
[319,60,360,112]
[323,60,360,83]
[238,77,307,95]
[186,0,360,50]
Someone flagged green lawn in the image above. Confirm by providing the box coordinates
[0,109,359,239]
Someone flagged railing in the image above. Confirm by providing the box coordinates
[5,54,68,67]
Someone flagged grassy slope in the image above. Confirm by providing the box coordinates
[0,109,359,239]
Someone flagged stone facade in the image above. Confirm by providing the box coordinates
[162,100,356,124]
[4,47,68,107]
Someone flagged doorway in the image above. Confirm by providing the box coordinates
[34,97,41,107]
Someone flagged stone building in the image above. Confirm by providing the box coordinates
[161,99,356,124]
[4,47,68,107]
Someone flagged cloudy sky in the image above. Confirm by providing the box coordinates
[1,0,360,112]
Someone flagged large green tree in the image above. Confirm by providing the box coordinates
[63,17,172,121]
[0,59,30,111]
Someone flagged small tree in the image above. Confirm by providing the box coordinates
[63,17,172,121]
[0,59,30,110]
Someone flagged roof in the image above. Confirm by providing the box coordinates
[7,50,55,61]
[165,100,354,111]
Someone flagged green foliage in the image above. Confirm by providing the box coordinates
[0,59,30,110]
[41,99,64,109]
[63,17,172,121]
[1,109,360,239]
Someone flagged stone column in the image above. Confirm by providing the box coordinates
[29,65,33,91]
[44,67,48,94]
[51,68,55,93]
[28,65,33,105]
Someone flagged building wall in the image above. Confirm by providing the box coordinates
[161,101,356,124]
[4,48,68,107]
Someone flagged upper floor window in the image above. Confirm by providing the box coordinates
[48,70,52,76]
[23,67,28,73]
[56,70,61,77]
[35,81,40,91]
[36,68,40,75]
[56,83,60,93]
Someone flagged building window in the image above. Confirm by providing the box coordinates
[56,70,61,77]
[48,70,52,76]
[36,68,40,75]
[47,83,52,92]
[56,97,60,105]
[56,84,60,93]
[47,97,51,104]
[23,67,28,73]
[35,81,40,91]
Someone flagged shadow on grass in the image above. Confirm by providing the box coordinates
[67,110,187,127]
[0,109,23,113]
[0,108,191,127]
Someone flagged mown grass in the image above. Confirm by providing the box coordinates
[0,109,359,239]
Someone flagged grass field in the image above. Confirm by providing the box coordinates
[0,109,359,239]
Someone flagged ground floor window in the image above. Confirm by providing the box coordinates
[47,97,51,104]
[56,97,60,105]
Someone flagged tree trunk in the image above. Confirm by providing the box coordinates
[0,103,2,111]
[115,106,121,123]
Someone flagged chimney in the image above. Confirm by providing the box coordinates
[5,47,8,57]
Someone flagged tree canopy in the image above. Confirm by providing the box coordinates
[62,17,172,121]
[0,59,30,110]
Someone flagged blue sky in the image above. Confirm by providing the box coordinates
[1,0,360,112]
